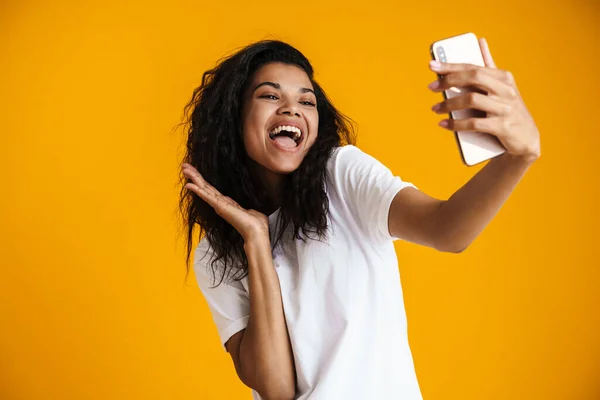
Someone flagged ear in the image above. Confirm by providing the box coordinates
[479,37,497,68]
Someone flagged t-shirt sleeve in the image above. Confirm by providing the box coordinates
[194,238,250,351]
[329,145,417,243]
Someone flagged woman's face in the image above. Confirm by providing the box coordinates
[241,62,319,177]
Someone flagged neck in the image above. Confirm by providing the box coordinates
[248,160,284,215]
[260,172,283,215]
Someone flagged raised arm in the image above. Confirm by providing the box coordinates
[389,153,536,253]
[389,37,540,253]
[235,235,296,400]
[183,164,295,400]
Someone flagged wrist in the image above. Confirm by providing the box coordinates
[502,151,540,167]
[243,234,271,252]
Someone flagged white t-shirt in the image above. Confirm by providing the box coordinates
[194,145,423,399]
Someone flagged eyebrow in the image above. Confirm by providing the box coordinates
[252,81,315,95]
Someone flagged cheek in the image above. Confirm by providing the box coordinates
[242,126,262,155]
[241,124,268,164]
[243,106,270,138]
[309,115,319,143]
[242,111,264,141]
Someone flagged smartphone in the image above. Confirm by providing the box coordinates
[430,32,506,166]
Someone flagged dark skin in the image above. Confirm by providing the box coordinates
[182,37,541,399]
[183,39,541,254]
[182,63,319,243]
[389,37,540,253]
[429,37,540,161]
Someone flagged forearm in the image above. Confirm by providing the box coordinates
[240,236,295,400]
[433,152,538,252]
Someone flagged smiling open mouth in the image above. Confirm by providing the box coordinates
[269,125,304,148]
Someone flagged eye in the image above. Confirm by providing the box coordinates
[259,94,315,107]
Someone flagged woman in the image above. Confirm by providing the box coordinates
[179,40,540,400]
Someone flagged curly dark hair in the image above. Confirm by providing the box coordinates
[178,39,356,287]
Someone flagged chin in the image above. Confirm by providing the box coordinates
[266,160,302,175]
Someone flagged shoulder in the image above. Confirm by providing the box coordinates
[327,144,393,182]
[194,237,213,268]
[193,237,211,275]
[327,145,376,174]
[328,144,364,165]
[193,237,219,285]
[193,237,248,290]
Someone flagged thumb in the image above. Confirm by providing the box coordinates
[479,37,497,68]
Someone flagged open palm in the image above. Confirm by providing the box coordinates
[182,163,269,242]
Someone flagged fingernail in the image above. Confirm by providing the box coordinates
[428,80,440,90]
[429,60,442,70]
[439,119,449,127]
[431,103,441,111]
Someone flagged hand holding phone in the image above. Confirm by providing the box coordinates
[430,32,506,166]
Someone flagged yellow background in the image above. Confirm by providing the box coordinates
[1,0,598,399]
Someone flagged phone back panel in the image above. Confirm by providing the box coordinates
[431,32,505,166]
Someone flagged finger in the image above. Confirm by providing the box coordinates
[185,181,232,212]
[479,38,497,69]
[428,80,486,95]
[183,171,221,205]
[181,165,246,216]
[184,182,215,205]
[183,170,241,207]
[432,92,511,116]
[184,180,216,200]
[430,60,508,83]
[439,116,504,136]
[216,194,241,210]
[435,69,516,98]
[181,163,204,181]
[182,165,217,194]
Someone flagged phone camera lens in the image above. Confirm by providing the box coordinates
[437,47,446,62]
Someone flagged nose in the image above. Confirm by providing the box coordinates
[278,99,301,117]
[281,109,299,116]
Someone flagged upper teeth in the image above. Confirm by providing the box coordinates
[269,125,302,141]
